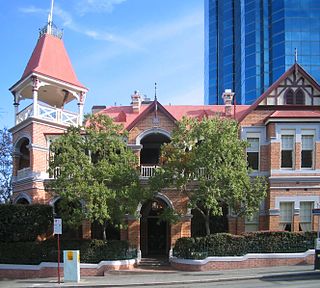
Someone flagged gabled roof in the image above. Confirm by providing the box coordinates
[238,63,320,122]
[98,102,250,130]
[18,34,86,89]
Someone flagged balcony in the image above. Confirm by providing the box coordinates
[16,103,79,126]
[140,165,159,179]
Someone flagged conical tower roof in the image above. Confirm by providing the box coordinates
[19,32,86,89]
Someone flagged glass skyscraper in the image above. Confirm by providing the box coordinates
[204,0,320,105]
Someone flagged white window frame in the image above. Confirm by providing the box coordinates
[301,130,315,170]
[279,202,294,231]
[280,130,295,170]
[246,132,260,171]
[299,201,314,232]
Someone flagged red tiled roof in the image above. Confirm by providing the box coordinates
[20,34,86,89]
[98,103,250,130]
[268,110,320,119]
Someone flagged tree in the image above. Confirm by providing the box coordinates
[149,116,267,235]
[0,128,12,203]
[48,114,149,239]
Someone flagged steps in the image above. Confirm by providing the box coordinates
[137,257,170,269]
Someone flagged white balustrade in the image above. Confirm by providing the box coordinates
[16,167,32,180]
[140,165,159,178]
[16,105,33,124]
[15,103,78,126]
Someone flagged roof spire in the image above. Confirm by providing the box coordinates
[154,82,157,101]
[294,48,298,63]
[47,0,54,35]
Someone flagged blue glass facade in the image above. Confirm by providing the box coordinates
[205,0,320,105]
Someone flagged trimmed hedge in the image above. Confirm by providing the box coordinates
[173,231,317,259]
[0,204,53,242]
[0,239,135,264]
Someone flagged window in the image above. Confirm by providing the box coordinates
[281,135,294,168]
[295,89,305,105]
[284,89,294,104]
[284,88,305,105]
[247,138,259,170]
[301,135,314,168]
[280,202,293,231]
[299,202,313,231]
[245,212,259,232]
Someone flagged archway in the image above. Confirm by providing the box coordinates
[15,197,30,205]
[15,137,30,170]
[140,132,170,165]
[140,198,171,257]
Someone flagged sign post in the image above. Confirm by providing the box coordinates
[54,218,62,283]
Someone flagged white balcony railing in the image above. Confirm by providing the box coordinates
[140,165,159,179]
[16,103,79,126]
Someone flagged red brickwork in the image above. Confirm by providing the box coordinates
[171,253,314,271]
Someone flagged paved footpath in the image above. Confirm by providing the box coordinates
[0,264,319,288]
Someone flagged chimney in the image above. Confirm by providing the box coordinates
[131,90,142,113]
[92,105,106,114]
[222,89,235,117]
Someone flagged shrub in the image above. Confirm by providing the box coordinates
[0,204,53,242]
[173,231,317,259]
[0,239,134,264]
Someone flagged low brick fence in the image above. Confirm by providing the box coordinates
[0,259,136,279]
[170,250,315,271]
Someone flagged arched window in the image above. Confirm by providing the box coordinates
[285,89,294,105]
[284,88,305,105]
[16,138,30,170]
[295,89,305,105]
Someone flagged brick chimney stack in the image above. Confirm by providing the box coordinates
[222,89,235,117]
[131,90,142,113]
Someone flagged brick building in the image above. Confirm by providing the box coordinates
[9,21,320,257]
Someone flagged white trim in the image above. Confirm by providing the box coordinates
[271,170,320,175]
[170,250,315,265]
[154,192,175,210]
[270,186,320,189]
[275,196,320,210]
[266,118,320,125]
[135,128,171,145]
[0,259,136,271]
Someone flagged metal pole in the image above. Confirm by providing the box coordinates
[57,234,60,284]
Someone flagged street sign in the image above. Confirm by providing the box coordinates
[312,208,320,215]
[54,218,62,235]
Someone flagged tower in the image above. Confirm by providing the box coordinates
[9,5,88,205]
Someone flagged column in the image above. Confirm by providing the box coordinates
[32,77,39,117]
[78,92,85,126]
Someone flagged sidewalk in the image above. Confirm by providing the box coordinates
[0,264,318,288]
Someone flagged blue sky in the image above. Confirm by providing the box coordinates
[0,0,204,129]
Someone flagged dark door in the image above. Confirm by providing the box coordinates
[147,218,167,255]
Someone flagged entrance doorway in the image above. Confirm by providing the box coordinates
[140,198,170,257]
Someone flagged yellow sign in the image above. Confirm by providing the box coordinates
[67,251,73,261]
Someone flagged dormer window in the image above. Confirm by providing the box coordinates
[284,88,305,105]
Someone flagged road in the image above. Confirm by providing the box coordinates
[127,273,320,288]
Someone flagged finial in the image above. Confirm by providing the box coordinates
[294,48,298,63]
[154,82,157,101]
[47,0,54,34]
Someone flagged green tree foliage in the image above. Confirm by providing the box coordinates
[48,114,148,236]
[149,117,267,235]
[0,128,12,203]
